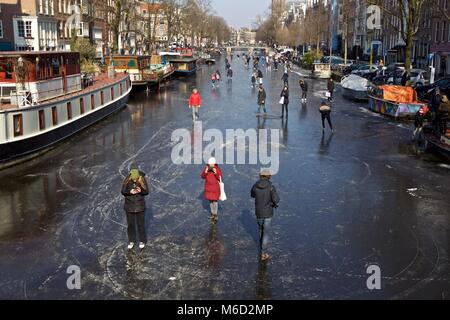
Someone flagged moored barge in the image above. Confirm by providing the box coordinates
[0,51,131,169]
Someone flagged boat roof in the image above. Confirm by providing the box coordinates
[167,57,197,62]
[0,51,79,58]
[159,52,181,56]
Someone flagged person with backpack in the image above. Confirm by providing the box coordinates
[280,85,289,118]
[189,88,201,121]
[251,169,280,261]
[121,169,150,250]
[319,100,333,133]
[257,85,267,115]
[299,79,308,103]
[201,157,223,222]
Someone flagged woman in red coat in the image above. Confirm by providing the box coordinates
[201,157,222,222]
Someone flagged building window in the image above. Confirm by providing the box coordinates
[111,87,114,100]
[26,21,32,38]
[100,91,104,105]
[0,20,3,39]
[52,106,58,125]
[38,110,46,130]
[13,114,23,137]
[91,94,95,109]
[18,21,25,37]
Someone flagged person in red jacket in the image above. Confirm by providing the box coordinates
[201,157,222,222]
[189,88,201,121]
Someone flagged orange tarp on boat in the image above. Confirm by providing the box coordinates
[379,85,418,103]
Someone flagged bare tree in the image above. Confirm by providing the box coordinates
[369,0,426,72]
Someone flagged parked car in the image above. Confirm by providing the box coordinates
[409,69,427,87]
[352,64,379,76]
[386,70,407,85]
[416,77,450,102]
[321,56,348,66]
[343,63,365,75]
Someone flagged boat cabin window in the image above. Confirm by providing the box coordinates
[51,58,60,77]
[91,94,95,110]
[52,106,58,125]
[100,91,104,105]
[120,83,123,95]
[38,110,45,131]
[80,98,84,115]
[67,102,72,120]
[13,114,23,137]
[111,87,114,100]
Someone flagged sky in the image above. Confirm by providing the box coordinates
[210,0,271,29]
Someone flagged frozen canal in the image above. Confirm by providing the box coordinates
[1,56,450,299]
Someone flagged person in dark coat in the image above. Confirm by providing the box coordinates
[319,100,333,133]
[300,79,308,103]
[327,78,335,102]
[257,85,267,115]
[251,170,280,261]
[282,71,289,86]
[201,157,223,222]
[227,68,233,83]
[280,85,289,118]
[121,169,149,250]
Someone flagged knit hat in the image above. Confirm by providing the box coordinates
[130,169,140,181]
[207,157,216,165]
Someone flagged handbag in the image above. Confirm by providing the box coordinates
[325,91,331,98]
[319,104,331,112]
[279,96,285,104]
[219,177,227,201]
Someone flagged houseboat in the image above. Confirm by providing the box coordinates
[144,55,175,86]
[367,85,425,120]
[160,48,198,77]
[105,55,151,88]
[0,51,131,169]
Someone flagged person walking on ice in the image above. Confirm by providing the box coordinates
[319,100,334,133]
[299,79,308,103]
[189,88,201,121]
[257,85,267,116]
[251,169,280,261]
[121,169,150,250]
[201,157,223,223]
[280,85,290,118]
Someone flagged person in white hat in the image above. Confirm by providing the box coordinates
[201,157,223,222]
